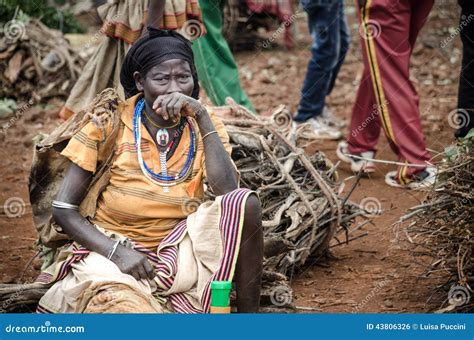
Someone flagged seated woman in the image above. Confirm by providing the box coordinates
[35,28,263,314]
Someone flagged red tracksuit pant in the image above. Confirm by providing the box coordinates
[347,0,433,184]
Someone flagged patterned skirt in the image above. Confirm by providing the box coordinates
[35,188,253,313]
[99,0,203,44]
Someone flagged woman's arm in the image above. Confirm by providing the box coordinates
[53,163,155,281]
[146,0,166,29]
[195,110,239,195]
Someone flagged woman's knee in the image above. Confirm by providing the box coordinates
[239,194,263,260]
[244,194,262,234]
[244,194,262,223]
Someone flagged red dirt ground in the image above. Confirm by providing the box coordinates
[0,2,461,312]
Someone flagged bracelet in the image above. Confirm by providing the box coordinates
[52,200,79,210]
[202,130,218,140]
[107,240,120,260]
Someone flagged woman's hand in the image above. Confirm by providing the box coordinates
[152,92,205,122]
[110,245,155,282]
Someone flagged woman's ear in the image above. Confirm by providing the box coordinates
[133,71,144,92]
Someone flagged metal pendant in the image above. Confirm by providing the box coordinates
[156,128,169,147]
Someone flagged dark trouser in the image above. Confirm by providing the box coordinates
[456,0,474,138]
[347,0,433,184]
[293,0,350,122]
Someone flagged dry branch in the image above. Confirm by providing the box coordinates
[219,99,370,308]
[397,135,473,312]
[0,19,85,102]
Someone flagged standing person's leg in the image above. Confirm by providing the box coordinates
[327,1,351,96]
[293,1,343,122]
[408,0,433,50]
[347,67,381,156]
[358,0,432,185]
[341,1,381,173]
[192,0,256,113]
[456,0,474,138]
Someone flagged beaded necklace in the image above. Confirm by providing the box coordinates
[133,98,196,192]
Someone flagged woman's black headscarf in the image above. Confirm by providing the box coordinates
[120,27,200,99]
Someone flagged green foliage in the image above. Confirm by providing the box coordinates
[0,0,85,33]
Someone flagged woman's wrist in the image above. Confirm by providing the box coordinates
[194,105,208,120]
[195,108,214,133]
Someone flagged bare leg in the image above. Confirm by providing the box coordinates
[234,194,263,313]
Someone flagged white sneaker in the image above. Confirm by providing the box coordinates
[292,116,342,140]
[385,167,437,190]
[336,141,376,173]
[321,106,345,128]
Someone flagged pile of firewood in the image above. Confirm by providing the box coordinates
[398,132,473,312]
[221,99,370,311]
[0,19,84,102]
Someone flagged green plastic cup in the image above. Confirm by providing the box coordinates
[210,281,232,313]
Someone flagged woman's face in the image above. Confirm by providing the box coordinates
[134,59,194,108]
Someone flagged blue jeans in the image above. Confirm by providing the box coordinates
[294,0,350,122]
